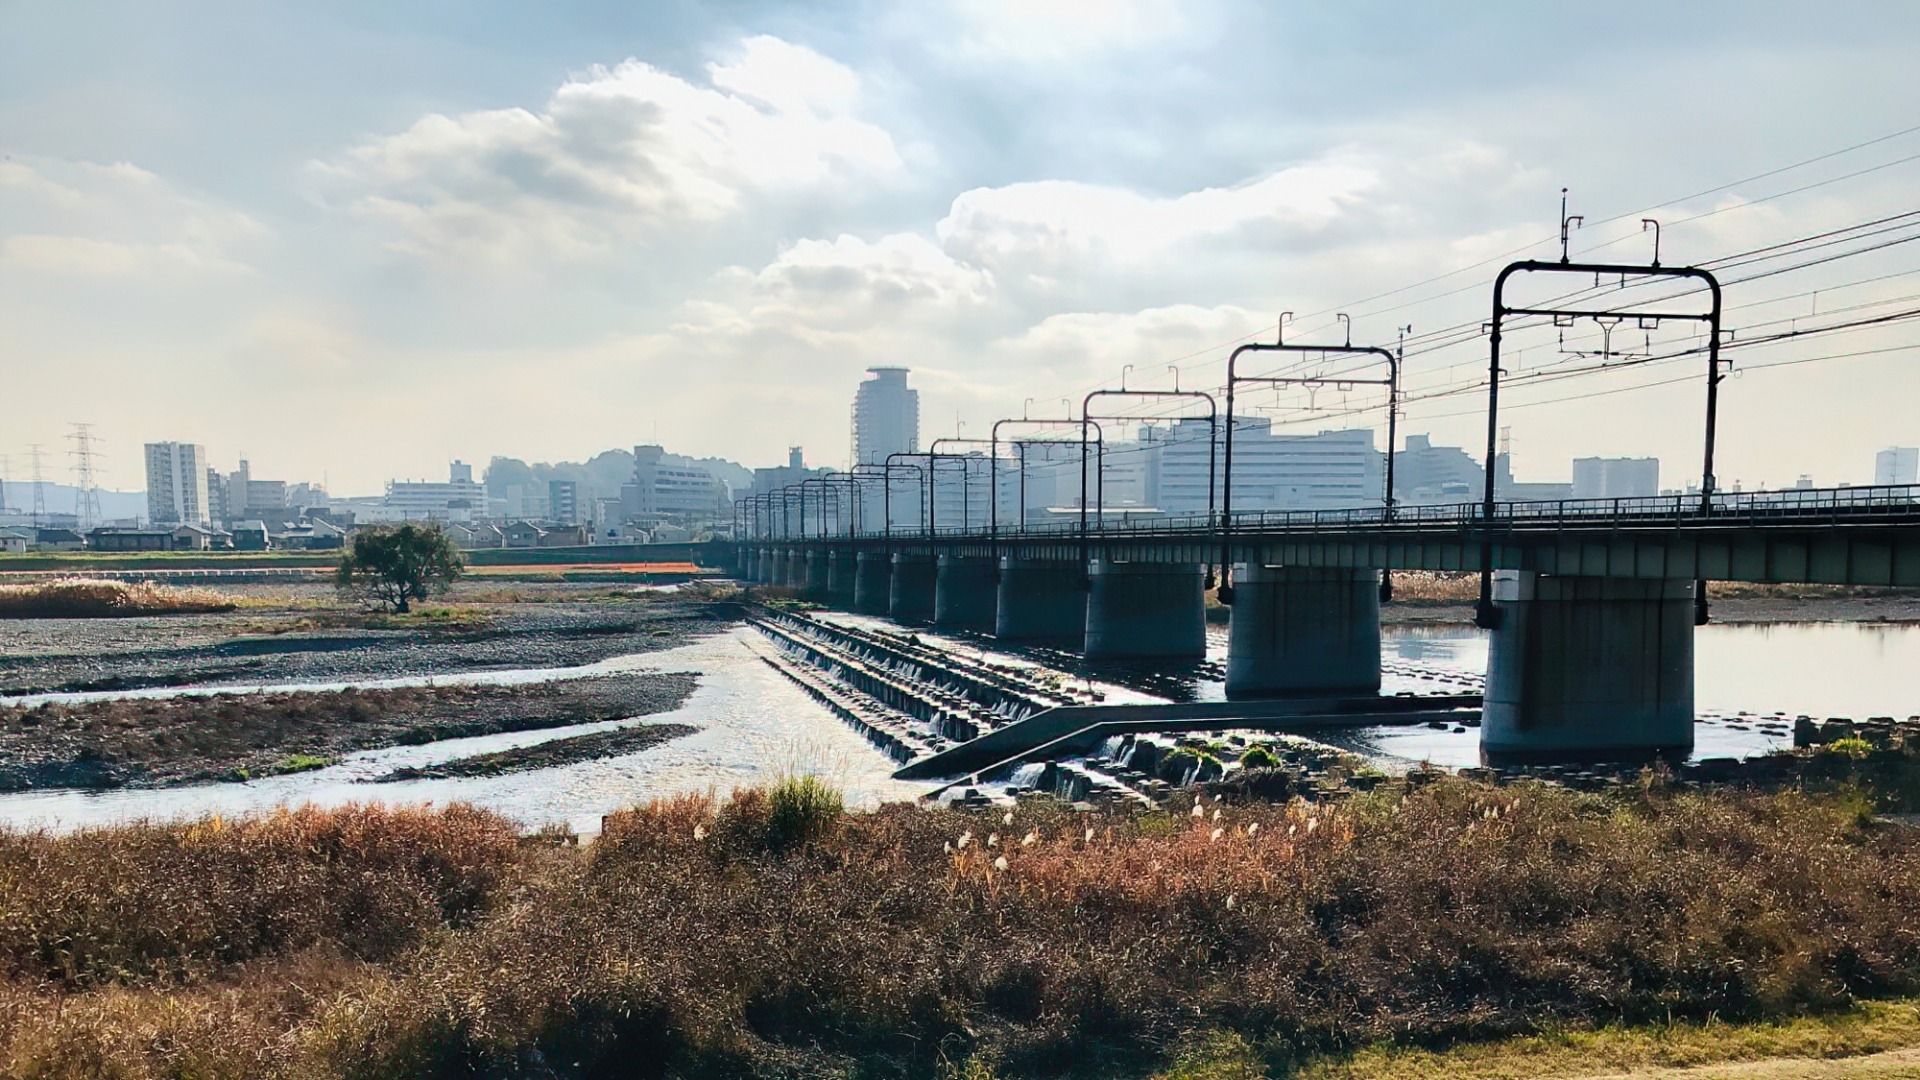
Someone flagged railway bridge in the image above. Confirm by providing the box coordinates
[730,485,1920,762]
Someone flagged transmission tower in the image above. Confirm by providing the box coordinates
[67,423,103,531]
[26,444,47,529]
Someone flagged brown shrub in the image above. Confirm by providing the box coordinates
[0,803,521,989]
[6,784,1920,1077]
[0,578,236,619]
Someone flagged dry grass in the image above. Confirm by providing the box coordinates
[4,782,1920,1077]
[0,578,237,619]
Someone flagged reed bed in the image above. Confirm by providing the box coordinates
[0,779,1918,1077]
[0,577,236,619]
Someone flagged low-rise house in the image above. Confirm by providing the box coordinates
[32,528,86,551]
[0,529,28,555]
[501,521,548,548]
[231,520,271,551]
[537,524,590,547]
[89,528,177,552]
[170,523,228,551]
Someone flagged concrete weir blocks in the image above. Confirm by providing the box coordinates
[1226,565,1381,699]
[995,557,1087,647]
[852,551,893,615]
[888,551,937,625]
[1482,571,1695,763]
[934,554,999,631]
[1084,559,1206,660]
[824,551,856,608]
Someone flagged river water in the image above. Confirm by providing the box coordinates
[0,620,1915,833]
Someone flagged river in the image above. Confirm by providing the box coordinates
[0,619,1914,833]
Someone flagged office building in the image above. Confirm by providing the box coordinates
[1572,457,1660,499]
[1157,418,1382,515]
[1395,434,1483,505]
[382,462,489,521]
[619,445,726,524]
[144,442,211,525]
[853,367,919,465]
[548,479,580,524]
[1876,447,1919,486]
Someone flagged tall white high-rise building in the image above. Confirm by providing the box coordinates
[852,367,918,465]
[1571,457,1660,499]
[1875,447,1919,486]
[144,442,211,525]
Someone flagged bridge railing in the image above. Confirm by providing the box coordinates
[750,483,1920,542]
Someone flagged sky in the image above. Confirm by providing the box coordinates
[4,0,1920,497]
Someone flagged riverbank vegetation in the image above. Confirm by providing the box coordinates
[0,673,698,791]
[0,577,237,619]
[5,774,1920,1077]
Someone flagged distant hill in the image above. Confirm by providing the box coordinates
[0,481,146,522]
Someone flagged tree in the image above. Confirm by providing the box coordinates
[335,523,464,613]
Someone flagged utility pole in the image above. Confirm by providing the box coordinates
[27,445,47,529]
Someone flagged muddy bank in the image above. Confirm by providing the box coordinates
[371,721,698,782]
[0,583,743,695]
[0,672,698,792]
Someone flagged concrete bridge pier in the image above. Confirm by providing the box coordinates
[824,551,856,607]
[1084,559,1206,660]
[803,550,830,600]
[888,551,937,624]
[765,549,786,588]
[1225,565,1381,698]
[994,557,1086,648]
[934,554,998,631]
[784,549,808,591]
[1482,571,1695,763]
[852,551,893,615]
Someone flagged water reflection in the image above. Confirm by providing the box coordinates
[0,628,936,835]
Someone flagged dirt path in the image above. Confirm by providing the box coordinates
[1564,1045,1920,1078]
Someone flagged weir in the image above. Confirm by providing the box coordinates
[933,554,998,631]
[1481,571,1695,762]
[1084,559,1206,660]
[995,556,1086,647]
[1225,565,1380,698]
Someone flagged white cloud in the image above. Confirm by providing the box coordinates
[935,156,1379,287]
[322,36,901,263]
[0,159,263,277]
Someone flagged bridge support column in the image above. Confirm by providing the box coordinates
[1084,560,1205,660]
[1482,571,1695,763]
[803,550,829,599]
[934,554,998,632]
[852,551,892,615]
[888,551,936,624]
[824,551,856,607]
[1225,565,1380,698]
[995,557,1086,648]
[783,549,807,591]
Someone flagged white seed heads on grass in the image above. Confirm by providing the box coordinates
[1022,829,1038,847]
[987,833,998,848]
[1191,803,1205,819]
[1246,822,1260,838]
[1003,810,1015,826]
[1210,827,1224,843]
[957,831,973,850]
[692,824,707,841]
[1211,807,1222,822]
[1084,828,1095,844]
[1226,894,1237,910]
[993,855,1009,871]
